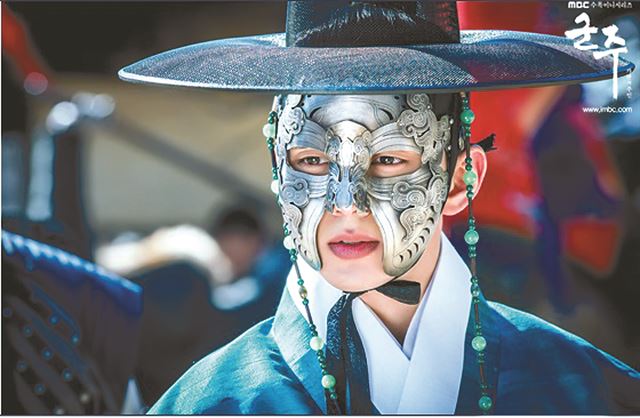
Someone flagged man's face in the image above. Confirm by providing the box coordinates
[275,94,452,288]
[289,148,426,291]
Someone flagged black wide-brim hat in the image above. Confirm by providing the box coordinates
[119,1,634,94]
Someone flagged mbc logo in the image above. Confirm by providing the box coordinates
[568,1,591,8]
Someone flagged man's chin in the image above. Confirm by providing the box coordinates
[321,270,390,294]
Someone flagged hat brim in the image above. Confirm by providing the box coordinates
[118,30,634,94]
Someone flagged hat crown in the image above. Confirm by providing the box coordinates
[286,1,460,47]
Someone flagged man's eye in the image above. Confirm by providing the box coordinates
[374,156,403,165]
[301,156,324,165]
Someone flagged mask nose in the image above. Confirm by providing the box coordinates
[326,182,370,217]
[335,175,355,210]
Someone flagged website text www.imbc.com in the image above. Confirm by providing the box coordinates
[582,106,633,113]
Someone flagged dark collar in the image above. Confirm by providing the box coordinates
[272,288,501,415]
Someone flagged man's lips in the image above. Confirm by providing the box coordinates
[328,234,379,259]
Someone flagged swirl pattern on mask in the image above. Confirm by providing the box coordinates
[325,123,372,213]
[275,94,451,276]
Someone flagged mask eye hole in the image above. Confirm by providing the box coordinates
[288,148,330,176]
[369,151,421,178]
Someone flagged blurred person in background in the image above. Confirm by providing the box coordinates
[208,205,291,323]
[95,205,289,407]
[97,224,233,406]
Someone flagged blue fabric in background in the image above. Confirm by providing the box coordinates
[2,230,143,413]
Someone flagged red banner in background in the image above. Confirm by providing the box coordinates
[449,1,624,275]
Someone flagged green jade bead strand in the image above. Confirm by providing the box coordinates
[460,92,493,414]
[262,110,341,410]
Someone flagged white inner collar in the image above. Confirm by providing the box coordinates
[286,232,471,414]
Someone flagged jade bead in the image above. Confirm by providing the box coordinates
[298,286,308,299]
[478,395,493,411]
[471,284,480,297]
[321,374,336,389]
[262,123,276,138]
[463,171,477,186]
[310,336,324,351]
[283,235,295,250]
[464,229,479,245]
[472,335,487,352]
[297,279,304,286]
[270,180,279,194]
[461,109,475,125]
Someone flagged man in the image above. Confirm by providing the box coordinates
[119,1,639,414]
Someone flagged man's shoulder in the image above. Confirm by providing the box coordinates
[485,301,640,413]
[488,301,591,348]
[487,301,635,371]
[148,317,294,414]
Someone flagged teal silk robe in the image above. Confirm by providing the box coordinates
[149,290,640,414]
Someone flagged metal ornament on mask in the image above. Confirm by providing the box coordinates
[275,94,451,292]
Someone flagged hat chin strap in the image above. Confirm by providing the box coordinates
[370,279,421,305]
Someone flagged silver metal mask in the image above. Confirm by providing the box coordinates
[275,94,451,277]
